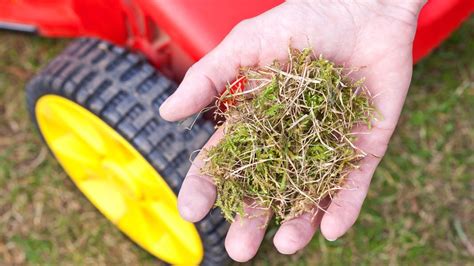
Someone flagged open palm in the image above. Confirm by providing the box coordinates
[160,0,425,262]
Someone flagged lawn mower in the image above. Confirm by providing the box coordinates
[0,0,473,265]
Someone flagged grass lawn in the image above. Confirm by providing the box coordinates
[0,17,473,265]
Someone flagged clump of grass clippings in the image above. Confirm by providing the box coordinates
[203,48,376,223]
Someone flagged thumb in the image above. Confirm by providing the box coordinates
[159,21,258,121]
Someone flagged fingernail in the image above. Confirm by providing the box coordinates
[326,236,338,242]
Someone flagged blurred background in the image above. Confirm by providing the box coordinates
[0,17,473,266]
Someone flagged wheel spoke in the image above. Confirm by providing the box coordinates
[50,133,101,180]
[145,201,202,259]
[47,102,107,156]
[152,233,187,263]
[121,158,164,201]
[79,179,127,223]
[116,203,157,246]
[36,104,67,140]
[101,159,141,199]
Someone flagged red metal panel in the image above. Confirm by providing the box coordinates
[0,0,127,44]
[413,0,474,62]
[0,0,472,66]
[136,0,283,60]
[139,0,473,63]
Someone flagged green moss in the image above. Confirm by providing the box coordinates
[204,49,375,222]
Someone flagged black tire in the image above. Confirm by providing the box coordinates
[26,38,230,266]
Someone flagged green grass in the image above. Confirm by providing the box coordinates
[0,35,156,265]
[1,17,473,265]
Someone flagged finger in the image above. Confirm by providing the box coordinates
[225,204,271,262]
[159,51,236,122]
[320,160,376,241]
[320,47,414,240]
[159,20,261,122]
[320,123,391,241]
[273,205,326,255]
[177,128,224,222]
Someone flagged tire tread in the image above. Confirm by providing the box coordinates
[26,38,229,266]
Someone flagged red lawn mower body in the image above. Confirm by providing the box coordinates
[1,0,473,79]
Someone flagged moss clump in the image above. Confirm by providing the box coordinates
[203,49,375,223]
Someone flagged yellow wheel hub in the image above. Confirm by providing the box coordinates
[35,95,203,265]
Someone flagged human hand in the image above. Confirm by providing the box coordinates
[160,0,426,262]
